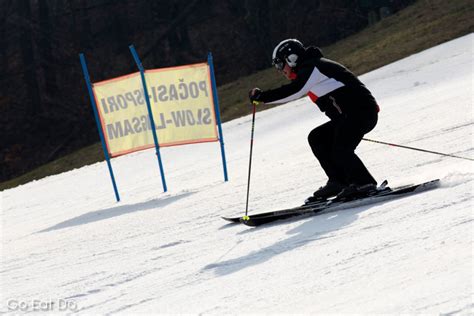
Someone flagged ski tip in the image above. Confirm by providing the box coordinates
[221,216,241,223]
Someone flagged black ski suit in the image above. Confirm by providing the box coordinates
[257,47,378,186]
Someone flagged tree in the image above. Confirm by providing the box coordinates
[18,0,42,115]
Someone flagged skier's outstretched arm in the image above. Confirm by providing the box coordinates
[252,67,315,105]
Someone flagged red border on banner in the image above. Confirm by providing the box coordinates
[93,71,141,86]
[146,62,208,74]
[92,85,112,155]
[205,64,219,142]
[109,138,218,158]
[92,64,220,157]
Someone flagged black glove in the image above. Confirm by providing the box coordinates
[249,88,262,103]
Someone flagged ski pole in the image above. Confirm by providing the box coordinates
[244,102,258,220]
[363,138,474,161]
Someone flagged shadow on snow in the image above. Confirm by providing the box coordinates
[36,192,194,233]
[204,204,378,276]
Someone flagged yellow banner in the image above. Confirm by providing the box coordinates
[92,63,218,157]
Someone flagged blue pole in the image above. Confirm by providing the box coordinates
[128,45,168,192]
[79,53,121,202]
[207,52,229,182]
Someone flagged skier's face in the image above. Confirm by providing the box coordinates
[281,63,296,80]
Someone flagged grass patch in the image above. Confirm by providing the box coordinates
[218,0,473,120]
[0,143,103,191]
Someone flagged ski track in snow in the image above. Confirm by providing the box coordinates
[1,34,473,314]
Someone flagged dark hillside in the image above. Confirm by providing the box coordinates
[217,0,473,122]
[3,0,472,190]
[0,0,414,183]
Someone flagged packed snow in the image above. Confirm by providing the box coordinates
[1,34,473,314]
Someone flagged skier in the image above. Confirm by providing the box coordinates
[249,39,379,203]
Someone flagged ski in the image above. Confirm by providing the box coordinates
[223,179,440,227]
[222,180,390,223]
[221,197,330,223]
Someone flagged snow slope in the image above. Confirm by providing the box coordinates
[1,34,473,314]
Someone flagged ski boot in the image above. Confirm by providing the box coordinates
[304,181,347,204]
[334,183,378,202]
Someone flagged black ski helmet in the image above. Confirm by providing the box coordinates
[272,39,305,70]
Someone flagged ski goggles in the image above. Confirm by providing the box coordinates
[272,57,285,71]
